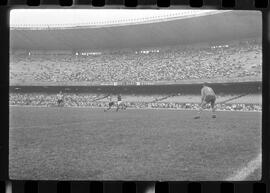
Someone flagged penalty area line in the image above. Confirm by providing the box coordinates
[225,152,262,181]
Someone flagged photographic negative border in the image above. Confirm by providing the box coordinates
[1,0,269,193]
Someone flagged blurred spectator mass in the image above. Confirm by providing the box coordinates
[10,39,262,85]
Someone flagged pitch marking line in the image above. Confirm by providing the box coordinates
[225,152,261,181]
[10,120,95,130]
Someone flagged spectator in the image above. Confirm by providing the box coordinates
[9,93,262,112]
[10,39,262,84]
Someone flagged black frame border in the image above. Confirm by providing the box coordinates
[0,1,269,193]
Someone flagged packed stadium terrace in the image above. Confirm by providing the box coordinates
[9,93,262,112]
[10,39,261,84]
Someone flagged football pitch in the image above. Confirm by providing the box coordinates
[9,106,261,181]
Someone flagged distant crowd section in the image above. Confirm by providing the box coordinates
[9,93,262,112]
[10,39,261,84]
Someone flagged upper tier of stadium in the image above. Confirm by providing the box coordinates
[10,10,261,50]
[10,10,225,29]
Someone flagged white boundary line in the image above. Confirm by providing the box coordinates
[9,105,262,113]
[225,152,262,181]
[10,120,94,130]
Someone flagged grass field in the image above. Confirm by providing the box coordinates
[9,106,261,181]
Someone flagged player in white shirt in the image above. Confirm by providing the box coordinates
[57,91,64,107]
[104,95,115,112]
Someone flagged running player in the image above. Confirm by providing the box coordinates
[57,91,64,107]
[104,95,115,112]
[194,82,216,119]
[116,94,126,111]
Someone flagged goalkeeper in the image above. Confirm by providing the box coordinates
[194,82,216,119]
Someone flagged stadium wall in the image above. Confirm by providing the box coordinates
[9,81,261,95]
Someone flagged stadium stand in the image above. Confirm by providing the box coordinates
[9,93,262,112]
[10,39,262,85]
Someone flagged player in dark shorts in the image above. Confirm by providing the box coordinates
[104,96,115,112]
[57,91,64,107]
[194,82,216,119]
[116,94,126,112]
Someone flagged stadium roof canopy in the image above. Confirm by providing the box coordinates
[10,10,261,50]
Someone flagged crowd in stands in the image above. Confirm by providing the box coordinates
[9,93,262,112]
[10,39,262,84]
